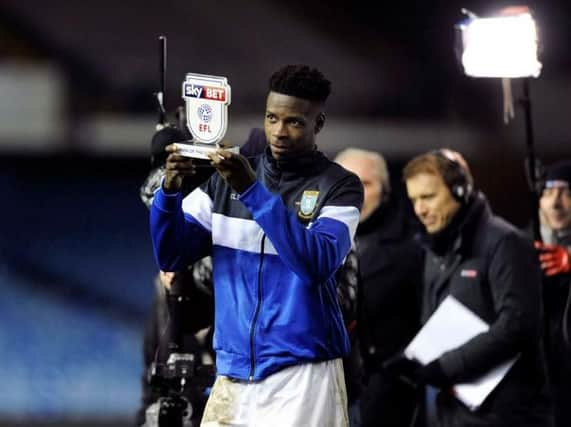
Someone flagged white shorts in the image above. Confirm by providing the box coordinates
[200,358,348,427]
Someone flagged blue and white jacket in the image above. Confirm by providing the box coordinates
[150,147,363,381]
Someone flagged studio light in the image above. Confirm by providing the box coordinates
[458,9,541,78]
[456,6,543,239]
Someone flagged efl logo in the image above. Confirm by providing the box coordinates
[184,83,227,102]
[183,72,231,145]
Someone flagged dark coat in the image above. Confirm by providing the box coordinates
[537,225,571,427]
[358,197,423,365]
[356,198,424,427]
[527,224,571,427]
[421,193,553,427]
[543,272,571,427]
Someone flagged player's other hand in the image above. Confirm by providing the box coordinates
[208,149,256,194]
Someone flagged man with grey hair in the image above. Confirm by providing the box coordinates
[335,148,391,222]
[335,148,423,427]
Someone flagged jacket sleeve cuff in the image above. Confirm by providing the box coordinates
[154,186,183,213]
[420,360,448,385]
[439,351,463,381]
[237,180,268,213]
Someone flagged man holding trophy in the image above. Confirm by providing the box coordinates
[150,64,363,426]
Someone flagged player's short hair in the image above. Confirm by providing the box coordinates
[269,64,331,103]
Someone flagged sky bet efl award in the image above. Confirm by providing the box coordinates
[175,73,238,159]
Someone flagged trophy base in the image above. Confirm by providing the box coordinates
[174,142,239,160]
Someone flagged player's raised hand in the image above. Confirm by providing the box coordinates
[163,144,196,192]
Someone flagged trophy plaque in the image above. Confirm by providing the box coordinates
[176,72,238,159]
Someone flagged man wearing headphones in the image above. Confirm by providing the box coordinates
[395,149,553,426]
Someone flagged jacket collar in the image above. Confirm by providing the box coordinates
[261,145,328,180]
[357,197,407,241]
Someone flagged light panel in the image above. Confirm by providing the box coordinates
[459,12,541,78]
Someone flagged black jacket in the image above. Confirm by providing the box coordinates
[420,192,553,427]
[358,197,423,368]
[543,271,571,427]
[356,198,424,427]
[538,227,571,427]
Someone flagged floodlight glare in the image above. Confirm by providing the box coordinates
[458,11,541,78]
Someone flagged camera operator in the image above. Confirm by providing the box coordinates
[136,264,216,427]
[136,125,267,427]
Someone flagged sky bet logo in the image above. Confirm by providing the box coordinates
[184,83,227,102]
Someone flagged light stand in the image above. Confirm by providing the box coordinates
[457,7,542,238]
[521,78,541,239]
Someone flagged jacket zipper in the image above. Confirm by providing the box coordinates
[249,234,266,380]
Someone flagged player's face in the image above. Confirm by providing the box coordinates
[406,172,461,234]
[264,91,322,160]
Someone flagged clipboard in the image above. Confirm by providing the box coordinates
[404,295,518,410]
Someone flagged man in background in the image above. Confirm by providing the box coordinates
[335,148,422,427]
[535,160,571,427]
[397,149,552,426]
